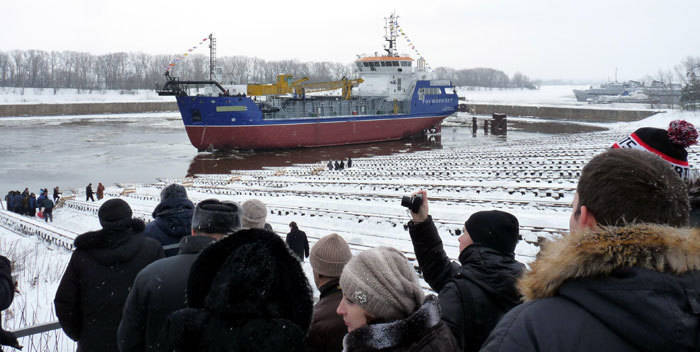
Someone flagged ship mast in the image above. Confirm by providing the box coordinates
[383,13,398,57]
[209,33,216,81]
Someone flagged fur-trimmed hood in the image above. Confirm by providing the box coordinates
[519,224,700,351]
[342,295,443,351]
[520,223,699,300]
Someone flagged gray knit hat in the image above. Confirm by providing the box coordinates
[160,184,188,201]
[339,247,424,322]
[241,199,267,229]
[310,233,352,277]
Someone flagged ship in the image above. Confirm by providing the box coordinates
[157,14,458,151]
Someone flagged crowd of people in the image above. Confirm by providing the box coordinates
[3,187,56,222]
[0,120,698,351]
[327,158,352,171]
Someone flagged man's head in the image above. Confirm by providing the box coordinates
[191,199,242,240]
[462,210,519,255]
[309,233,352,288]
[241,199,267,229]
[570,148,689,233]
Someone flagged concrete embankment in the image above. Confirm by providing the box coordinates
[464,103,660,122]
[0,102,178,117]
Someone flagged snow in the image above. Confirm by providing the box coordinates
[0,88,698,351]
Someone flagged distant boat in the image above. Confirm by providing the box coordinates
[573,80,681,105]
[157,14,458,151]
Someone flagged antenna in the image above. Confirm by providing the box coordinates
[383,13,398,57]
[209,33,216,81]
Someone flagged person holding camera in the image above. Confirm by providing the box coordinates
[404,190,524,352]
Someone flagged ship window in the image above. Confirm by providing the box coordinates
[363,62,370,67]
[380,61,387,67]
[392,61,399,66]
[401,61,410,67]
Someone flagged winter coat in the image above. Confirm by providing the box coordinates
[286,228,309,260]
[96,183,105,199]
[306,279,346,352]
[118,235,214,352]
[342,295,459,352]
[86,185,93,196]
[481,224,700,352]
[39,197,53,210]
[408,216,524,351]
[142,197,195,257]
[156,229,313,352]
[54,220,164,352]
[0,256,13,312]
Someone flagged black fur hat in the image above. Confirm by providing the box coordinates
[465,210,519,255]
[191,199,241,235]
[186,229,313,333]
[98,198,134,230]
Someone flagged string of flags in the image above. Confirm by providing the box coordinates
[165,35,209,72]
[394,21,431,71]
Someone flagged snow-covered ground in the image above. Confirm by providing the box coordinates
[0,89,697,350]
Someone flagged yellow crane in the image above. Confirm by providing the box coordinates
[246,74,309,96]
[246,74,363,100]
[294,77,364,100]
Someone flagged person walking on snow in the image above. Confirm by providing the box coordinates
[86,183,95,202]
[286,221,309,261]
[96,182,105,200]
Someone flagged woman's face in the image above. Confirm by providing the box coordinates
[336,295,369,332]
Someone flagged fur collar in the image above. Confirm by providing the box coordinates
[519,223,700,301]
[342,295,441,351]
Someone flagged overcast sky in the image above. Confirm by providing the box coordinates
[5,0,699,81]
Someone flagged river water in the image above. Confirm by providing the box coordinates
[0,112,604,196]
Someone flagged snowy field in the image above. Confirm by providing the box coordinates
[0,97,698,350]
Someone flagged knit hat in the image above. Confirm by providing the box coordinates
[339,247,424,322]
[465,210,519,255]
[241,199,267,229]
[191,199,241,235]
[98,198,133,230]
[310,233,352,277]
[160,184,188,201]
[612,120,698,181]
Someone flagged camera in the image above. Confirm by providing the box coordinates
[401,193,423,213]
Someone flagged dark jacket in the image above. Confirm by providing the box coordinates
[286,227,309,259]
[157,229,313,352]
[408,216,524,351]
[142,197,195,257]
[0,256,13,311]
[54,220,164,352]
[86,185,93,196]
[481,224,700,352]
[306,279,346,352]
[342,295,458,352]
[118,236,214,352]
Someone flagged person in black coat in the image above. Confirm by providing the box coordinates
[0,255,21,351]
[407,190,524,352]
[86,183,94,202]
[118,198,241,352]
[285,221,309,261]
[156,228,313,352]
[481,149,699,352]
[54,198,164,352]
[142,184,194,257]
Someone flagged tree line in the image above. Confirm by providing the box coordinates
[0,49,537,91]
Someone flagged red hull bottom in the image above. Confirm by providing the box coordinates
[185,115,447,150]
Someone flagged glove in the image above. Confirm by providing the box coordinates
[0,328,22,350]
